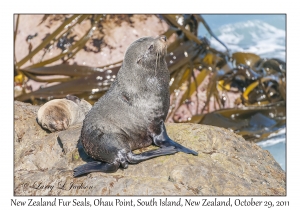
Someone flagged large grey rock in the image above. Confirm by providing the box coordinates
[14,101,286,195]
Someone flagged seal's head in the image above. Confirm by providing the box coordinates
[122,35,168,73]
[37,96,92,133]
[37,99,71,132]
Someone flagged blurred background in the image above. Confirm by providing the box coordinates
[200,15,286,170]
[14,14,286,170]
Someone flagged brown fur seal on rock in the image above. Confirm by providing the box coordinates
[37,95,92,132]
[74,35,198,177]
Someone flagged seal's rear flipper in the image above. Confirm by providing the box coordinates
[73,161,119,177]
[159,137,198,156]
[153,121,198,156]
[126,147,178,164]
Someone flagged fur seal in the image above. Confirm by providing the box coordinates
[74,35,198,177]
[37,95,92,132]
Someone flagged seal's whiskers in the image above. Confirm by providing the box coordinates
[155,52,158,76]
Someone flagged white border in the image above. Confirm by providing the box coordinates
[3,0,299,209]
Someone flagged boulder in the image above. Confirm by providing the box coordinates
[14,101,285,195]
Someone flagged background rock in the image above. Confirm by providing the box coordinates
[14,101,286,195]
[15,15,168,92]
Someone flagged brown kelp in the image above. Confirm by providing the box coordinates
[14,14,286,142]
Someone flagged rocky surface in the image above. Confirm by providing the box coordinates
[14,101,286,195]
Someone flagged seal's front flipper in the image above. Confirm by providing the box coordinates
[73,161,119,177]
[126,147,178,164]
[153,121,198,156]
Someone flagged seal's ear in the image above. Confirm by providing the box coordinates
[66,94,81,104]
[148,44,154,51]
[137,56,142,64]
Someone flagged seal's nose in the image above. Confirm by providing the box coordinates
[160,35,167,42]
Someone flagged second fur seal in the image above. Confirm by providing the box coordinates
[74,35,198,177]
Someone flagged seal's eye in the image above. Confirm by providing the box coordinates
[148,45,154,51]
